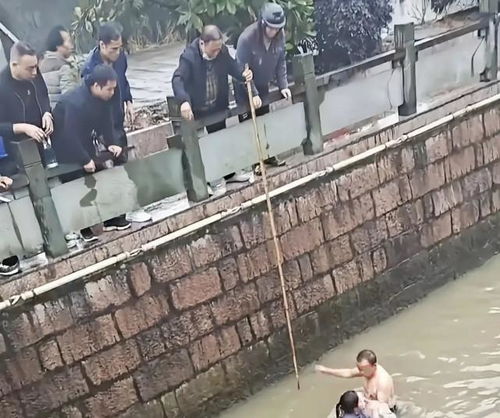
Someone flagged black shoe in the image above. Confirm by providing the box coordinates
[103,215,131,232]
[81,228,99,243]
[265,156,285,167]
[0,256,20,277]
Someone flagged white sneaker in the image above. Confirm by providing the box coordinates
[226,171,255,184]
[67,240,78,250]
[208,178,227,197]
[65,232,80,241]
[126,209,152,223]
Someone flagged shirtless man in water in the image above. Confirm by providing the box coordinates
[315,349,396,415]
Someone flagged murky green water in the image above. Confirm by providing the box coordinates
[221,255,500,418]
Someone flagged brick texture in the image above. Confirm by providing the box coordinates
[57,315,120,364]
[19,367,89,417]
[84,378,138,417]
[129,262,151,297]
[211,284,260,325]
[149,246,192,283]
[170,268,222,310]
[134,350,194,401]
[332,261,362,294]
[293,275,335,314]
[84,273,131,313]
[190,327,241,372]
[38,339,63,371]
[82,340,141,386]
[114,294,169,338]
[421,213,452,248]
[280,218,324,260]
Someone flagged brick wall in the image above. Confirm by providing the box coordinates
[1,98,500,417]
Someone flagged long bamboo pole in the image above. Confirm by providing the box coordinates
[245,78,301,390]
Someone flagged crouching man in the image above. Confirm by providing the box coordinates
[52,64,131,242]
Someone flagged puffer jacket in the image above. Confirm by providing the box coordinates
[40,51,80,108]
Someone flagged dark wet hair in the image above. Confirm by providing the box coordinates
[200,25,223,43]
[98,22,122,45]
[10,41,36,62]
[46,25,67,52]
[85,64,117,87]
[357,349,377,365]
[336,390,359,418]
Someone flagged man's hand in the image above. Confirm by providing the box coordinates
[281,88,292,100]
[315,365,328,373]
[14,123,46,143]
[42,112,54,136]
[180,102,194,121]
[242,68,253,82]
[125,101,135,126]
[0,176,13,191]
[83,160,96,173]
[253,95,262,109]
[108,145,123,157]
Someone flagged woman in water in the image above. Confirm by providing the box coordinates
[336,391,368,418]
[336,391,396,418]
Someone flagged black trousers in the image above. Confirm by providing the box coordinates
[238,104,270,123]
[206,120,226,134]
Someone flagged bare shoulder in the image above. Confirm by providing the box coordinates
[377,365,394,385]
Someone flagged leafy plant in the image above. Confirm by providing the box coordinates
[72,0,174,52]
[72,0,314,55]
[314,0,393,73]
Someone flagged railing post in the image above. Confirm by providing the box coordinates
[395,22,417,117]
[292,53,323,155]
[480,0,498,82]
[12,139,68,258]
[167,97,209,202]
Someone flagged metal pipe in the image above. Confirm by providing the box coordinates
[1,92,499,312]
[0,22,18,43]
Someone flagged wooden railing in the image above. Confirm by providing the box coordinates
[0,1,498,263]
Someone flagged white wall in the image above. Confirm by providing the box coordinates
[391,0,478,26]
[0,42,6,71]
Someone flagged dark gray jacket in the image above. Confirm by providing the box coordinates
[235,21,288,102]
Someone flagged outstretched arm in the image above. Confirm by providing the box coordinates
[315,365,362,378]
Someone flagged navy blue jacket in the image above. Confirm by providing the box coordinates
[52,84,117,166]
[82,47,132,129]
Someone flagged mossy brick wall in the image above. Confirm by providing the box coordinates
[1,100,500,417]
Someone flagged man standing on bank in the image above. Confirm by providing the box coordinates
[316,349,396,414]
[235,2,292,170]
[172,25,258,196]
[52,64,132,242]
[0,41,54,276]
[82,22,151,223]
[40,25,78,108]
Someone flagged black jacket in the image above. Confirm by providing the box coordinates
[172,38,247,116]
[0,66,51,149]
[52,84,117,166]
[82,47,132,140]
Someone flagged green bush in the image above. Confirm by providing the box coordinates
[72,0,314,54]
[314,0,393,73]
